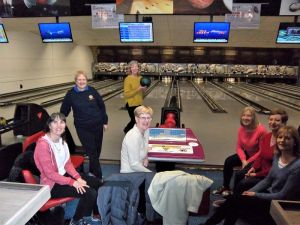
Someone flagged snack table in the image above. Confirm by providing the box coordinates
[147,128,205,164]
[0,182,50,225]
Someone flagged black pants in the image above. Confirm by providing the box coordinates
[233,163,252,192]
[205,195,276,225]
[234,176,262,194]
[76,126,103,178]
[223,154,242,189]
[51,174,102,221]
[124,103,140,133]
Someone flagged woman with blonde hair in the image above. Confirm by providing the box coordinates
[234,108,288,194]
[121,105,153,173]
[61,70,108,179]
[213,106,267,197]
[123,61,147,134]
[203,126,300,225]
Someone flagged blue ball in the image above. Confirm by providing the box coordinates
[140,77,151,87]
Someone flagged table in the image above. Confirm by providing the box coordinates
[270,200,300,225]
[0,182,50,225]
[148,128,205,164]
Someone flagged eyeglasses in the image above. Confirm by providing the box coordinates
[139,116,152,121]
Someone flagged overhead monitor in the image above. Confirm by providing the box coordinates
[38,22,73,43]
[193,22,230,43]
[0,24,9,43]
[119,22,154,43]
[276,23,300,44]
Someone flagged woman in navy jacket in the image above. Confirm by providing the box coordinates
[61,70,108,179]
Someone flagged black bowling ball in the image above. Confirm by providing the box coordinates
[140,77,151,87]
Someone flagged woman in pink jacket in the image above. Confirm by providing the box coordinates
[213,106,267,197]
[234,108,288,194]
[34,112,102,225]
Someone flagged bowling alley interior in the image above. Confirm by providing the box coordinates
[1,0,300,225]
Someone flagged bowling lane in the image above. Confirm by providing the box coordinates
[239,83,300,106]
[144,80,171,123]
[180,80,247,165]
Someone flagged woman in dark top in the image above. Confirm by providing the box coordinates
[202,126,300,225]
[60,70,108,179]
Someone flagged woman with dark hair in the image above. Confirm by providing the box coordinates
[234,108,288,194]
[123,60,147,134]
[213,106,267,197]
[34,112,102,225]
[202,125,300,225]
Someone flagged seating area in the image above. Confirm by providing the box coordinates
[0,128,85,216]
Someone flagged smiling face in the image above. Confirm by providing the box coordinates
[268,114,284,133]
[277,131,295,153]
[49,116,66,138]
[75,74,88,90]
[135,113,152,132]
[241,110,254,127]
[130,63,139,76]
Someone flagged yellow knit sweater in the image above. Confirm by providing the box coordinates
[123,75,143,106]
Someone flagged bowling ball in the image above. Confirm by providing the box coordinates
[188,0,215,9]
[140,77,151,87]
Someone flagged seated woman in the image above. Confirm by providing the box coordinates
[213,106,267,196]
[234,108,288,194]
[120,105,153,173]
[202,126,300,225]
[34,112,102,225]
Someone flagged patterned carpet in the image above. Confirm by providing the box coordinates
[64,163,249,225]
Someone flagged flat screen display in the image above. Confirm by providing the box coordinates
[119,22,153,43]
[276,23,300,44]
[0,24,9,43]
[193,22,230,43]
[38,22,73,43]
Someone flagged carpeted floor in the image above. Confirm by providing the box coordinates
[64,162,248,225]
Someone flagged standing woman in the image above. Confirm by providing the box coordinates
[60,71,108,179]
[202,126,300,225]
[123,60,147,134]
[234,108,288,194]
[34,113,102,225]
[213,106,266,196]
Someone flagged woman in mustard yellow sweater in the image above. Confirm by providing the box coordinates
[123,60,147,133]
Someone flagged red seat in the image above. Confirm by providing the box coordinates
[22,131,45,152]
[22,169,74,212]
[22,131,84,169]
[70,155,84,169]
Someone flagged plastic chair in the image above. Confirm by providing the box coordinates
[22,169,74,212]
[22,131,84,169]
[22,130,44,152]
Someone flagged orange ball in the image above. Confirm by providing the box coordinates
[188,0,215,9]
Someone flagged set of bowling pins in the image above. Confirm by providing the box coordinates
[162,76,172,83]
[194,77,203,83]
[226,78,236,83]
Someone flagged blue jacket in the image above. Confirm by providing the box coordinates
[60,86,108,131]
[97,172,157,225]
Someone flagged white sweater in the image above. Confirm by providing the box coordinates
[120,125,151,173]
[148,170,213,225]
